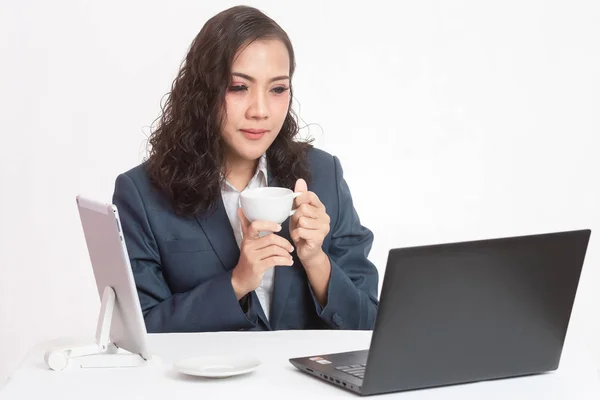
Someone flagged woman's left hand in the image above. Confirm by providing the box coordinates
[289,179,331,266]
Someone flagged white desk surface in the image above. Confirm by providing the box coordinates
[1,330,599,399]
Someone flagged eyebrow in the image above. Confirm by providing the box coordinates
[232,72,290,83]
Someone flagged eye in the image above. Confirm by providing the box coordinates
[228,85,248,92]
[272,86,289,94]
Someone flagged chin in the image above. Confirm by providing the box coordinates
[235,148,267,162]
[238,142,273,160]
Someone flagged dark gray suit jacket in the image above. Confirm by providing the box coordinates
[112,147,379,332]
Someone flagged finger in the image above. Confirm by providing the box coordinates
[246,220,282,239]
[259,256,295,270]
[256,244,293,261]
[291,203,317,226]
[294,178,308,193]
[254,233,294,253]
[237,208,251,236]
[293,179,308,209]
[296,215,323,230]
[296,203,319,219]
[294,191,325,210]
[291,227,324,243]
[307,192,325,209]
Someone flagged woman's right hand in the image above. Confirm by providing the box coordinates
[231,208,295,300]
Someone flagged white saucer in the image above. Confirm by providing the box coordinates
[173,355,261,378]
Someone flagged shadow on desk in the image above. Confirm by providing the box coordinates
[165,368,258,383]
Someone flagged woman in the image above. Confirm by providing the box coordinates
[112,5,379,332]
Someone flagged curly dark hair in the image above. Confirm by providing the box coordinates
[146,5,313,217]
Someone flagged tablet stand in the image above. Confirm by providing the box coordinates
[44,287,153,371]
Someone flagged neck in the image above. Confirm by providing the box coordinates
[224,154,260,192]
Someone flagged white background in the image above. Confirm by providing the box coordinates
[1,0,598,387]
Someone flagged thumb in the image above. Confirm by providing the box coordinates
[237,208,250,235]
[294,178,308,193]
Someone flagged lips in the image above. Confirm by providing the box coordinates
[240,129,268,140]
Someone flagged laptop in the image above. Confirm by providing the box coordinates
[289,229,591,396]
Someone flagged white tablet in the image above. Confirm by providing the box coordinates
[76,195,152,361]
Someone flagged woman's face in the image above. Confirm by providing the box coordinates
[221,39,291,165]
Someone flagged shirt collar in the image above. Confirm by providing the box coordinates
[222,153,268,192]
[256,153,268,183]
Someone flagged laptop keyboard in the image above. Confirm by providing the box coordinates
[335,364,367,380]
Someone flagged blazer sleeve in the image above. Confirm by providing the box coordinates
[113,173,258,333]
[309,155,379,330]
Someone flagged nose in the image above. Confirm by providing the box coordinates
[246,90,269,120]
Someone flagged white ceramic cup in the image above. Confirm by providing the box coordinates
[240,188,301,234]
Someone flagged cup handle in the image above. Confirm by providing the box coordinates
[289,192,302,216]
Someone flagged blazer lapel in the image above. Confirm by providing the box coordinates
[195,195,240,272]
[251,291,272,330]
[268,172,296,328]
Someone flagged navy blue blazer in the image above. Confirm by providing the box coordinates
[112,148,379,332]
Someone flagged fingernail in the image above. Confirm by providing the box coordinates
[289,246,294,253]
[276,225,282,232]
